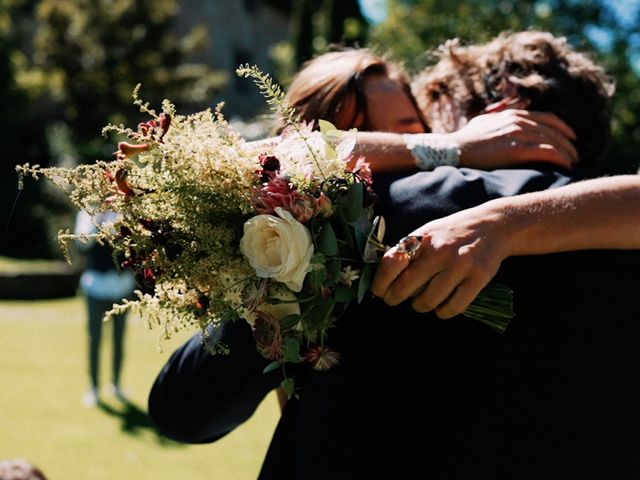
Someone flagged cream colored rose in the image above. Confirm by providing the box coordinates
[240,207,314,292]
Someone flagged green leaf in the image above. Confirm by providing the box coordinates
[343,182,364,222]
[264,296,289,305]
[310,252,326,265]
[306,266,326,289]
[353,215,373,257]
[325,258,341,280]
[281,378,295,398]
[304,298,336,331]
[319,119,344,144]
[263,360,282,374]
[319,119,338,134]
[317,222,338,256]
[335,285,357,302]
[357,263,373,304]
[283,337,302,363]
[280,314,302,330]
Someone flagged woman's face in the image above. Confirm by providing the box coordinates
[360,73,426,134]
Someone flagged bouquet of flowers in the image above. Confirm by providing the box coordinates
[17,66,512,395]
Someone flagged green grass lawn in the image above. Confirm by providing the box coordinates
[0,256,75,273]
[0,296,280,479]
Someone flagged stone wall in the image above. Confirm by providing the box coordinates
[175,0,293,118]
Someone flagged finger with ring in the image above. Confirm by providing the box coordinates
[396,235,423,262]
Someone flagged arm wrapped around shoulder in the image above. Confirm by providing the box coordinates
[148,320,284,443]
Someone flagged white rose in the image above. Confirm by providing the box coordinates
[240,207,314,292]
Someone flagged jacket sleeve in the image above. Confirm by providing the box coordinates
[148,320,284,443]
[373,165,574,243]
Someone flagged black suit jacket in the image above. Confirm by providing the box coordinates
[149,165,640,479]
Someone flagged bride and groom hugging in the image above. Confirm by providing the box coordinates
[148,31,640,479]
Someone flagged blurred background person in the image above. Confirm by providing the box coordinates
[75,210,135,407]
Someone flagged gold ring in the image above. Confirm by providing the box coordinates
[396,235,423,263]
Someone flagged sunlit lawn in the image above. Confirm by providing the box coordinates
[0,296,280,479]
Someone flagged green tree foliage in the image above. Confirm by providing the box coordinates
[0,0,53,258]
[3,0,227,258]
[31,0,226,155]
[369,0,640,174]
[292,0,368,67]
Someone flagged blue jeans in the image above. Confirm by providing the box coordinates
[86,297,127,389]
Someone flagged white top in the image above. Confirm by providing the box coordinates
[74,210,136,301]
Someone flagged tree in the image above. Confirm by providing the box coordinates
[292,0,368,68]
[0,0,53,258]
[4,0,227,258]
[31,0,226,156]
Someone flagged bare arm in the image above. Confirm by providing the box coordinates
[353,110,577,172]
[371,175,640,318]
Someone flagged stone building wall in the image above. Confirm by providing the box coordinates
[175,0,293,118]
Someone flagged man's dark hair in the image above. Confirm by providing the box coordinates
[414,31,615,176]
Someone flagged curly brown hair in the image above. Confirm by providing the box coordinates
[413,31,615,176]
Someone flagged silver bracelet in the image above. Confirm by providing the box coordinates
[403,134,460,170]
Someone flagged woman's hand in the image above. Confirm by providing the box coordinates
[449,109,578,170]
[370,205,513,319]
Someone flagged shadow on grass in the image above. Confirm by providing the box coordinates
[97,398,186,447]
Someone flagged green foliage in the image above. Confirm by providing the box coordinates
[30,0,226,155]
[0,0,53,258]
[369,0,640,174]
[317,222,338,256]
[291,0,368,68]
[282,337,302,363]
[0,297,279,479]
[3,0,228,258]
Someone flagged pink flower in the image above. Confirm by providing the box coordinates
[304,345,341,371]
[137,113,171,141]
[315,192,333,217]
[351,156,373,186]
[115,142,149,160]
[253,177,317,223]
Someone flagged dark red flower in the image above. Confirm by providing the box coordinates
[138,119,159,137]
[304,345,341,371]
[114,168,136,197]
[159,113,171,140]
[259,153,280,171]
[196,295,210,311]
[119,226,133,238]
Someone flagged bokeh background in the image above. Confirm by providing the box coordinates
[1,0,639,478]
